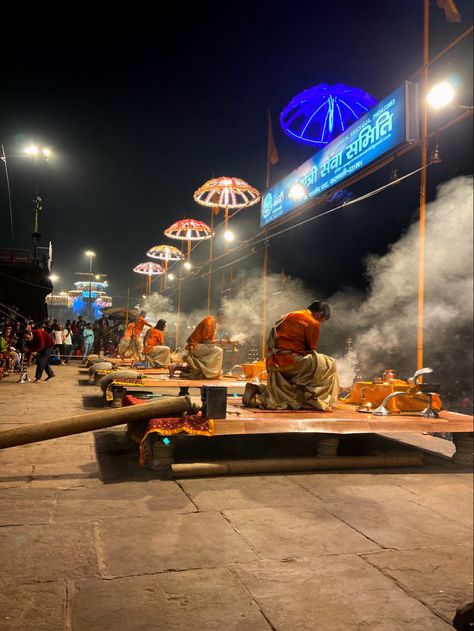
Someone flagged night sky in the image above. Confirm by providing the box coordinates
[1,1,472,311]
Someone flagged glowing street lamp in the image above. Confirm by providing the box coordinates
[223,230,234,242]
[426,82,455,109]
[289,182,308,201]
[1,143,52,247]
[24,145,51,159]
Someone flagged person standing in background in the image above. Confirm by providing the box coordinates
[82,323,94,362]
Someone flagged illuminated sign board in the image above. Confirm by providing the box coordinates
[261,82,418,227]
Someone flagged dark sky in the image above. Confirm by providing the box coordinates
[1,1,472,310]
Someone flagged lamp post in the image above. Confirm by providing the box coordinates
[1,144,51,250]
[85,251,95,322]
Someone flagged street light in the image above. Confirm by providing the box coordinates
[85,251,96,321]
[426,82,455,109]
[289,182,308,201]
[1,143,52,247]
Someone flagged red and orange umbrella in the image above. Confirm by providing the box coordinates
[164,218,213,260]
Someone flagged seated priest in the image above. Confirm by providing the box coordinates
[143,319,171,367]
[243,300,339,411]
[169,311,225,379]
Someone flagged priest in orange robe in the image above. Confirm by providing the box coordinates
[243,300,339,410]
[169,311,225,379]
[143,319,170,367]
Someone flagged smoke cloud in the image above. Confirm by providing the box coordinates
[140,176,472,408]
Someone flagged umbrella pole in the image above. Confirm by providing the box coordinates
[163,260,167,291]
[261,234,268,360]
[207,211,214,313]
[125,288,130,328]
[176,258,183,348]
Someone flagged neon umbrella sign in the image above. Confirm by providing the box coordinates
[280,83,377,146]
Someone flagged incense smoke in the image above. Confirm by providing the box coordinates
[329,175,473,403]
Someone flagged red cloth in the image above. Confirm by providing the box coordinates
[123,395,214,465]
[29,329,55,351]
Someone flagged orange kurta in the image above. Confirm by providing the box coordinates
[133,316,148,336]
[267,309,321,370]
[144,328,165,354]
[187,316,216,349]
[123,322,135,340]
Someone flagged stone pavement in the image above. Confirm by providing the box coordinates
[0,363,472,630]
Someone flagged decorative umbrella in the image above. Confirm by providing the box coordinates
[133,261,164,296]
[146,244,185,290]
[194,176,260,311]
[280,83,377,146]
[164,218,213,260]
[193,176,260,210]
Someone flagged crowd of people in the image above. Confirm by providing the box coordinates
[0,309,124,380]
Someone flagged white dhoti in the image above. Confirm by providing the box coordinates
[255,351,339,411]
[185,343,223,379]
[118,337,143,360]
[145,345,171,367]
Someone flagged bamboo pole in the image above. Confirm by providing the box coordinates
[0,396,193,449]
[125,288,130,328]
[417,0,429,371]
[207,211,214,313]
[260,234,269,359]
[171,453,423,478]
[176,245,184,348]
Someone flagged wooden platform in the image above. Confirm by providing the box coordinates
[139,377,247,390]
[214,403,473,435]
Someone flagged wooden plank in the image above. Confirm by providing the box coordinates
[213,403,473,435]
[140,378,247,390]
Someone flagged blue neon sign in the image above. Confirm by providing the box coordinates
[261,82,418,227]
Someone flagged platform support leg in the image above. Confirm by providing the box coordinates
[147,436,176,479]
[452,432,473,467]
[110,386,126,408]
[317,434,340,458]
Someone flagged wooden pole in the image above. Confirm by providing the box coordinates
[0,396,193,449]
[417,0,429,371]
[260,235,268,359]
[207,211,214,313]
[176,258,183,348]
[125,288,130,327]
